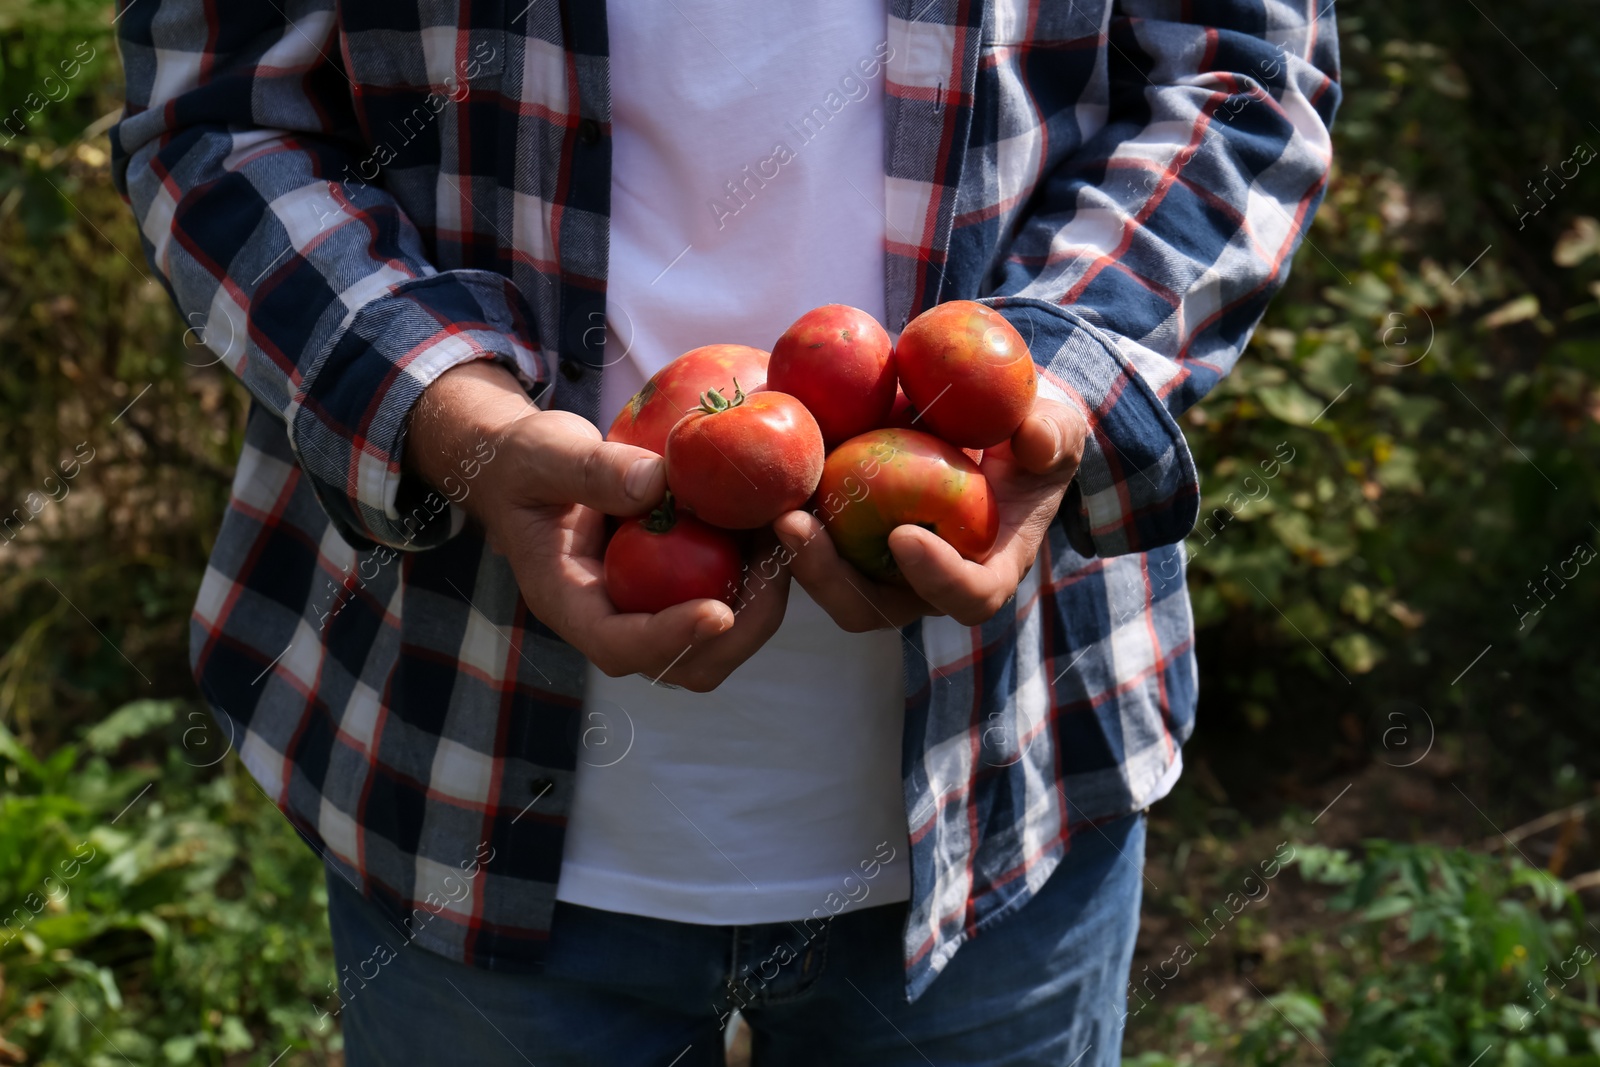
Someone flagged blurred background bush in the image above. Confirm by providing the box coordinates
[0,0,1596,1063]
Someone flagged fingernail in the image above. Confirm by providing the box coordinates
[1042,415,1066,462]
[625,458,659,501]
[695,611,732,640]
[893,535,925,566]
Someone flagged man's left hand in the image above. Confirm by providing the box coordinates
[774,395,1088,630]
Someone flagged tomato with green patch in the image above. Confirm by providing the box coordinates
[606,344,770,455]
[815,428,998,582]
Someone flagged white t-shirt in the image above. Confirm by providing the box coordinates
[554,0,910,924]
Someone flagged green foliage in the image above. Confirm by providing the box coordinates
[0,2,246,751]
[1128,844,1600,1066]
[1183,2,1600,794]
[0,0,114,152]
[0,13,309,1055]
[1302,843,1600,1066]
[1132,992,1333,1067]
[0,703,338,1065]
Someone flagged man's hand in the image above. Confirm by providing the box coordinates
[773,396,1087,630]
[407,361,788,692]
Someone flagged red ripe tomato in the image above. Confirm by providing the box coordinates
[816,428,998,583]
[884,388,983,465]
[894,300,1037,449]
[606,344,770,455]
[666,384,825,530]
[603,495,744,614]
[768,304,895,447]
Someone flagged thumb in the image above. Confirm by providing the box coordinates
[528,413,667,515]
[1010,397,1087,478]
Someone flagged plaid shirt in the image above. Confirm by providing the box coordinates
[113,0,1338,1002]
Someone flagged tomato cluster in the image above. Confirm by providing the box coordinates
[601,301,1037,611]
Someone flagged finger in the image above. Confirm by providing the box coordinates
[1010,397,1087,477]
[773,511,930,631]
[500,500,731,680]
[888,525,1011,626]
[665,539,794,691]
[525,411,667,515]
[711,533,791,642]
[772,511,879,629]
[586,597,735,679]
[727,530,794,623]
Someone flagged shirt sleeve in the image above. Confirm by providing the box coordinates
[111,0,548,551]
[981,0,1340,558]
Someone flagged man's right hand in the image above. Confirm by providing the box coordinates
[406,360,788,692]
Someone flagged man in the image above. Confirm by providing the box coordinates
[114,1,1338,1063]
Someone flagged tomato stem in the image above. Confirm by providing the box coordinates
[695,378,747,414]
[641,490,678,534]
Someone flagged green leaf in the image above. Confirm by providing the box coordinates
[82,700,179,754]
[1269,510,1356,566]
[1332,632,1384,674]
[1361,895,1414,922]
[1481,295,1540,330]
[1257,382,1329,427]
[1554,216,1600,266]
[1293,845,1360,885]
[1300,342,1359,399]
[0,718,48,779]
[161,1034,199,1064]
[1322,272,1394,318]
[1375,444,1423,492]
[218,1015,254,1053]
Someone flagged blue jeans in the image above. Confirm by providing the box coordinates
[325,811,1145,1066]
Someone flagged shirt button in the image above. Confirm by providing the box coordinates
[577,119,601,146]
[559,360,585,382]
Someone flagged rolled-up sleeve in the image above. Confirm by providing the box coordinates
[982,0,1340,557]
[112,0,547,550]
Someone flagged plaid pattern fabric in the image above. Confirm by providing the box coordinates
[113,0,1338,1002]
